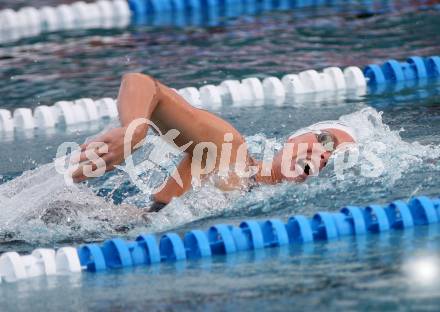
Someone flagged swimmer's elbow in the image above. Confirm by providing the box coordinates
[121,72,156,88]
[122,72,151,81]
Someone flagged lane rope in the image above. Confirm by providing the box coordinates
[0,0,437,44]
[0,55,439,134]
[0,195,439,283]
[0,0,131,44]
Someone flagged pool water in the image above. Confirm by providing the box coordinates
[0,1,440,310]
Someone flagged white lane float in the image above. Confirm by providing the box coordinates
[55,5,76,30]
[262,77,285,104]
[318,72,334,91]
[40,6,59,31]
[13,108,35,130]
[218,80,243,104]
[18,7,41,28]
[72,1,93,27]
[0,252,26,283]
[54,101,78,125]
[237,81,253,105]
[0,63,376,131]
[97,0,115,20]
[199,85,222,108]
[299,69,322,93]
[29,249,57,277]
[97,0,116,28]
[344,66,367,89]
[281,74,307,95]
[0,247,82,283]
[86,3,103,28]
[0,109,14,132]
[323,67,346,90]
[242,77,265,101]
[96,97,119,119]
[112,0,132,21]
[0,9,19,30]
[72,103,90,124]
[34,105,57,128]
[0,249,55,282]
[178,87,202,108]
[55,247,82,274]
[75,98,100,121]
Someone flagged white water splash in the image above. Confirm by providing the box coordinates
[0,107,439,244]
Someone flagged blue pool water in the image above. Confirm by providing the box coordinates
[0,1,440,310]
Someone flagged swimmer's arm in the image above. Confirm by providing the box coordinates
[153,154,193,204]
[73,73,246,183]
[154,151,255,205]
[117,73,245,151]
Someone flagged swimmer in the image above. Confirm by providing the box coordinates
[72,73,356,211]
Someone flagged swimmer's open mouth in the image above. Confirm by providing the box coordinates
[304,163,311,176]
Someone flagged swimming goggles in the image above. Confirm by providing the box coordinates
[314,130,336,152]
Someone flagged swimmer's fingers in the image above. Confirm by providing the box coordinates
[71,166,89,183]
[78,130,116,152]
[79,139,108,152]
[78,128,133,163]
[72,128,128,181]
[71,162,97,183]
[72,153,115,183]
[77,141,108,163]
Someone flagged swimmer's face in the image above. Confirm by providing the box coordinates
[271,128,355,182]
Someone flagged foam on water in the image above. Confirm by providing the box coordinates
[0,107,439,244]
[140,107,440,231]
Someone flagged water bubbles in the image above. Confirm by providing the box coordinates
[0,107,439,244]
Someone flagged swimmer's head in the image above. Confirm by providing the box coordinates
[269,121,356,183]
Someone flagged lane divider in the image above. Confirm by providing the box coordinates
[1,0,438,44]
[0,195,439,283]
[0,247,81,283]
[0,55,439,134]
[0,98,118,133]
[364,56,440,84]
[0,0,325,44]
[0,1,131,44]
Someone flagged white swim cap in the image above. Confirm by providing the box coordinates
[289,121,357,142]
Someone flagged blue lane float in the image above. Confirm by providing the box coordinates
[127,0,306,17]
[1,195,439,282]
[364,56,440,85]
[76,195,440,272]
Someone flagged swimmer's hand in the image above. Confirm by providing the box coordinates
[72,126,145,183]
